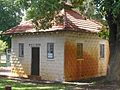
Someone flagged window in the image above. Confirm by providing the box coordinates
[77,43,83,59]
[47,43,54,59]
[19,43,24,57]
[100,44,105,58]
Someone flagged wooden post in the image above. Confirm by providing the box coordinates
[5,85,11,90]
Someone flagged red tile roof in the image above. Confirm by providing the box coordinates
[4,9,102,35]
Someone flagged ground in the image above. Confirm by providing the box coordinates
[0,65,120,90]
[0,77,120,90]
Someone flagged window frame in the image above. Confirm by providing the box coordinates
[47,43,54,59]
[77,43,83,60]
[19,43,24,57]
[100,44,105,59]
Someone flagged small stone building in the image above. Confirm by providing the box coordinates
[4,8,109,81]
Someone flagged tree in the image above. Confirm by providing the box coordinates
[0,0,23,46]
[93,0,120,81]
[0,40,8,54]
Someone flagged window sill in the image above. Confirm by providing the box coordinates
[18,57,24,60]
[47,58,55,61]
[100,58,105,60]
[77,59,84,61]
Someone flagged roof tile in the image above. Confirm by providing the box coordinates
[4,9,102,34]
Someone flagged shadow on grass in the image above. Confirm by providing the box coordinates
[0,77,73,90]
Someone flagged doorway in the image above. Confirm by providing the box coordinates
[31,47,40,75]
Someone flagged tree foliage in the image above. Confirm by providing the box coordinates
[0,0,22,32]
[17,0,84,30]
[0,0,23,46]
[0,40,8,54]
[98,26,109,40]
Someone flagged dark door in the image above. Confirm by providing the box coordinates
[31,47,40,75]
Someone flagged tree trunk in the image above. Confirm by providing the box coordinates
[108,41,120,81]
[107,14,120,81]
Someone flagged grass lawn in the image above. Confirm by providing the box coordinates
[0,77,118,90]
[0,63,7,67]
[0,77,74,90]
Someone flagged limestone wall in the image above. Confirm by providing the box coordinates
[11,32,65,81]
[64,32,109,81]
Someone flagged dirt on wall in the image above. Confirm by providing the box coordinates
[64,40,103,81]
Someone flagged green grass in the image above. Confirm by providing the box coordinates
[0,63,7,67]
[0,77,74,90]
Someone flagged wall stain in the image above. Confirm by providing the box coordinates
[64,40,109,81]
